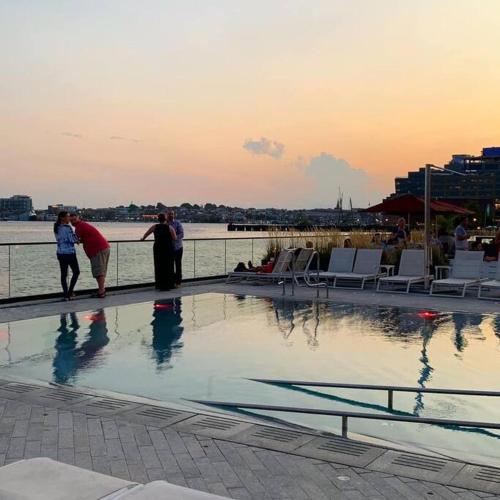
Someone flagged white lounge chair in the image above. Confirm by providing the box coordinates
[315,248,356,285]
[226,248,293,283]
[277,247,315,284]
[326,249,383,289]
[377,249,432,294]
[430,251,485,297]
[478,261,500,300]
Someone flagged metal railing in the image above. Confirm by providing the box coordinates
[191,377,500,438]
[191,399,500,438]
[249,378,500,410]
[0,235,322,300]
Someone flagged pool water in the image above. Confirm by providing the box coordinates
[0,293,499,465]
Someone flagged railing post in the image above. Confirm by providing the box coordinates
[193,240,196,278]
[8,245,11,298]
[251,239,254,263]
[224,239,227,274]
[342,416,348,437]
[116,242,119,286]
[388,390,393,410]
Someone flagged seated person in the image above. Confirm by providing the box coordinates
[483,241,499,262]
[370,233,385,249]
[388,218,408,246]
[234,258,274,273]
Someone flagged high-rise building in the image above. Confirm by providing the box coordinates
[392,148,500,223]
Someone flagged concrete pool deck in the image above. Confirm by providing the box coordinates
[0,377,499,499]
[2,279,500,323]
[0,281,499,499]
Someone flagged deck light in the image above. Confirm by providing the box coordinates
[154,303,172,310]
[417,311,439,319]
[85,312,105,321]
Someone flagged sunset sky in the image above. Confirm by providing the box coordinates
[1,0,500,208]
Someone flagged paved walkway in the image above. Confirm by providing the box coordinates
[0,381,498,500]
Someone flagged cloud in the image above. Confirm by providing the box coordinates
[109,136,141,143]
[243,137,284,159]
[300,153,382,208]
[61,132,82,139]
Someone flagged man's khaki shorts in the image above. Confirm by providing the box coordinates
[90,248,110,278]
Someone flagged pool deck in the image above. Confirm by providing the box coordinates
[0,281,499,499]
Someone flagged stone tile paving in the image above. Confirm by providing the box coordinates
[0,397,498,500]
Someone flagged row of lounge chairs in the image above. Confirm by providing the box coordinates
[226,247,500,299]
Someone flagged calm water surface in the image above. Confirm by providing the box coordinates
[0,293,498,466]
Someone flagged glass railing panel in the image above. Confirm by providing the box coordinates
[182,240,195,279]
[116,241,154,286]
[252,238,272,266]
[194,240,225,277]
[9,244,57,297]
[225,239,253,273]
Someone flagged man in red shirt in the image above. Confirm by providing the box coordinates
[70,214,110,298]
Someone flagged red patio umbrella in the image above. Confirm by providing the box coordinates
[363,194,473,216]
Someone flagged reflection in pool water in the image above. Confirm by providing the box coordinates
[0,293,499,466]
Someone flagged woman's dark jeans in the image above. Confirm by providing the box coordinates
[57,253,80,297]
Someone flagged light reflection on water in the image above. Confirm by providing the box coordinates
[0,293,499,465]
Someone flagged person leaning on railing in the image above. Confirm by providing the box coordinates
[70,213,110,298]
[54,211,80,301]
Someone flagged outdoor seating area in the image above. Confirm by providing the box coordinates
[227,244,500,300]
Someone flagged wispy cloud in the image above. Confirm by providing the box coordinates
[243,137,284,159]
[109,136,141,143]
[61,132,83,139]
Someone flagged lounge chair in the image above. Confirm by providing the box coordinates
[277,247,315,284]
[226,249,293,283]
[247,247,315,285]
[315,248,356,285]
[430,251,485,297]
[377,249,432,294]
[478,261,500,300]
[325,248,383,289]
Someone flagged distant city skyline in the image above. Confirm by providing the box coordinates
[1,1,500,208]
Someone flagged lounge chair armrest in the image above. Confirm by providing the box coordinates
[434,265,451,280]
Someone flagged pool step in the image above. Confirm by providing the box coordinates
[0,458,229,499]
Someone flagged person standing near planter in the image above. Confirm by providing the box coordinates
[167,210,184,287]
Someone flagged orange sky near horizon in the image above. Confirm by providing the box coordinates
[1,0,500,208]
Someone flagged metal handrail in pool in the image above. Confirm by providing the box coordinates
[189,400,500,438]
[249,378,500,409]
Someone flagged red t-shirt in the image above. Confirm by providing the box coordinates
[260,262,274,273]
[74,221,110,258]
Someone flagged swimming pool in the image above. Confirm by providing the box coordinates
[0,293,499,466]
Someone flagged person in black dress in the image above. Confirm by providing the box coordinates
[141,213,177,290]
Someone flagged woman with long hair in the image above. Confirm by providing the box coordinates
[141,213,177,290]
[54,211,80,300]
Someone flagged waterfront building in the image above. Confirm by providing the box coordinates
[0,195,33,219]
[393,147,500,224]
[47,204,78,215]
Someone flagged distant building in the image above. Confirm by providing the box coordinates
[47,204,78,215]
[393,147,500,224]
[0,195,33,219]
